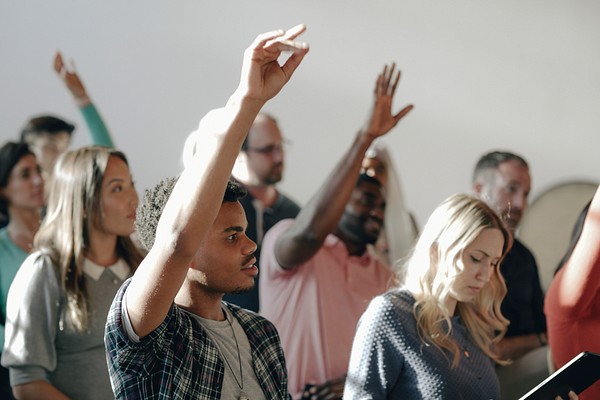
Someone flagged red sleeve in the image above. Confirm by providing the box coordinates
[546,186,600,318]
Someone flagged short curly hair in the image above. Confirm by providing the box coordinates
[136,177,247,251]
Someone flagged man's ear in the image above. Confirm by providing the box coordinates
[473,182,483,195]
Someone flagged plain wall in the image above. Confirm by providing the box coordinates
[2,0,599,232]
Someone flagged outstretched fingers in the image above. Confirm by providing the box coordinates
[384,63,396,93]
[263,30,309,57]
[390,67,401,96]
[54,52,66,77]
[251,29,286,52]
[266,24,307,46]
[280,44,309,80]
[375,63,402,97]
[54,52,79,78]
[377,62,413,122]
[382,63,400,97]
[375,68,385,97]
[260,25,309,81]
[238,24,309,103]
[393,104,414,124]
[251,24,307,53]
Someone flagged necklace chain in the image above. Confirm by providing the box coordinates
[222,308,244,392]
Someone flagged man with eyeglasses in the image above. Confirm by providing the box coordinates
[223,113,301,312]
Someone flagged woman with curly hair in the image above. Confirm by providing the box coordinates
[344,193,512,399]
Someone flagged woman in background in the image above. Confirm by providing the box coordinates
[0,142,45,399]
[1,146,144,400]
[545,185,600,400]
[344,193,512,399]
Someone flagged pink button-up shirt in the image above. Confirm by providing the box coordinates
[259,219,394,398]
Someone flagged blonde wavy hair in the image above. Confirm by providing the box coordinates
[33,146,144,332]
[403,193,512,367]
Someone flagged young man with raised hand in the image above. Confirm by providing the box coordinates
[105,25,308,399]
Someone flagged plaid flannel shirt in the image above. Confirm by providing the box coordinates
[105,279,291,399]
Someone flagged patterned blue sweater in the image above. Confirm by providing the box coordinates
[344,289,500,399]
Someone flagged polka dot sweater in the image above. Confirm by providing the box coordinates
[344,289,500,399]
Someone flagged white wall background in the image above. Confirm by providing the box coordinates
[2,1,599,232]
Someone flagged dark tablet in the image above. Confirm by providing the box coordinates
[519,351,600,400]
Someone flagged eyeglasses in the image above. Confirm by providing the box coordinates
[246,140,290,156]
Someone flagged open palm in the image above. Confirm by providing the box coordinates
[363,63,413,139]
[239,25,309,103]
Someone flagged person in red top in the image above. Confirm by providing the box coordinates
[545,184,600,400]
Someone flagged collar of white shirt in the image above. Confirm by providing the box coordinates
[83,258,130,281]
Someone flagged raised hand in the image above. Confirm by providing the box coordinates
[236,24,309,104]
[361,63,413,139]
[54,51,90,104]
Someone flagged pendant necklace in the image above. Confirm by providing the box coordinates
[223,309,248,400]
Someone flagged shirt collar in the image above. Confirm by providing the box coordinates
[83,258,130,281]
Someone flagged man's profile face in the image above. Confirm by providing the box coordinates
[244,117,285,185]
[338,180,386,246]
[26,131,71,178]
[479,160,531,233]
[191,201,258,295]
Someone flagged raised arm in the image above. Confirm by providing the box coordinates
[126,25,308,338]
[53,51,114,147]
[275,64,413,269]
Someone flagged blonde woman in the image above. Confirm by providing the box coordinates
[344,194,512,399]
[1,146,143,400]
